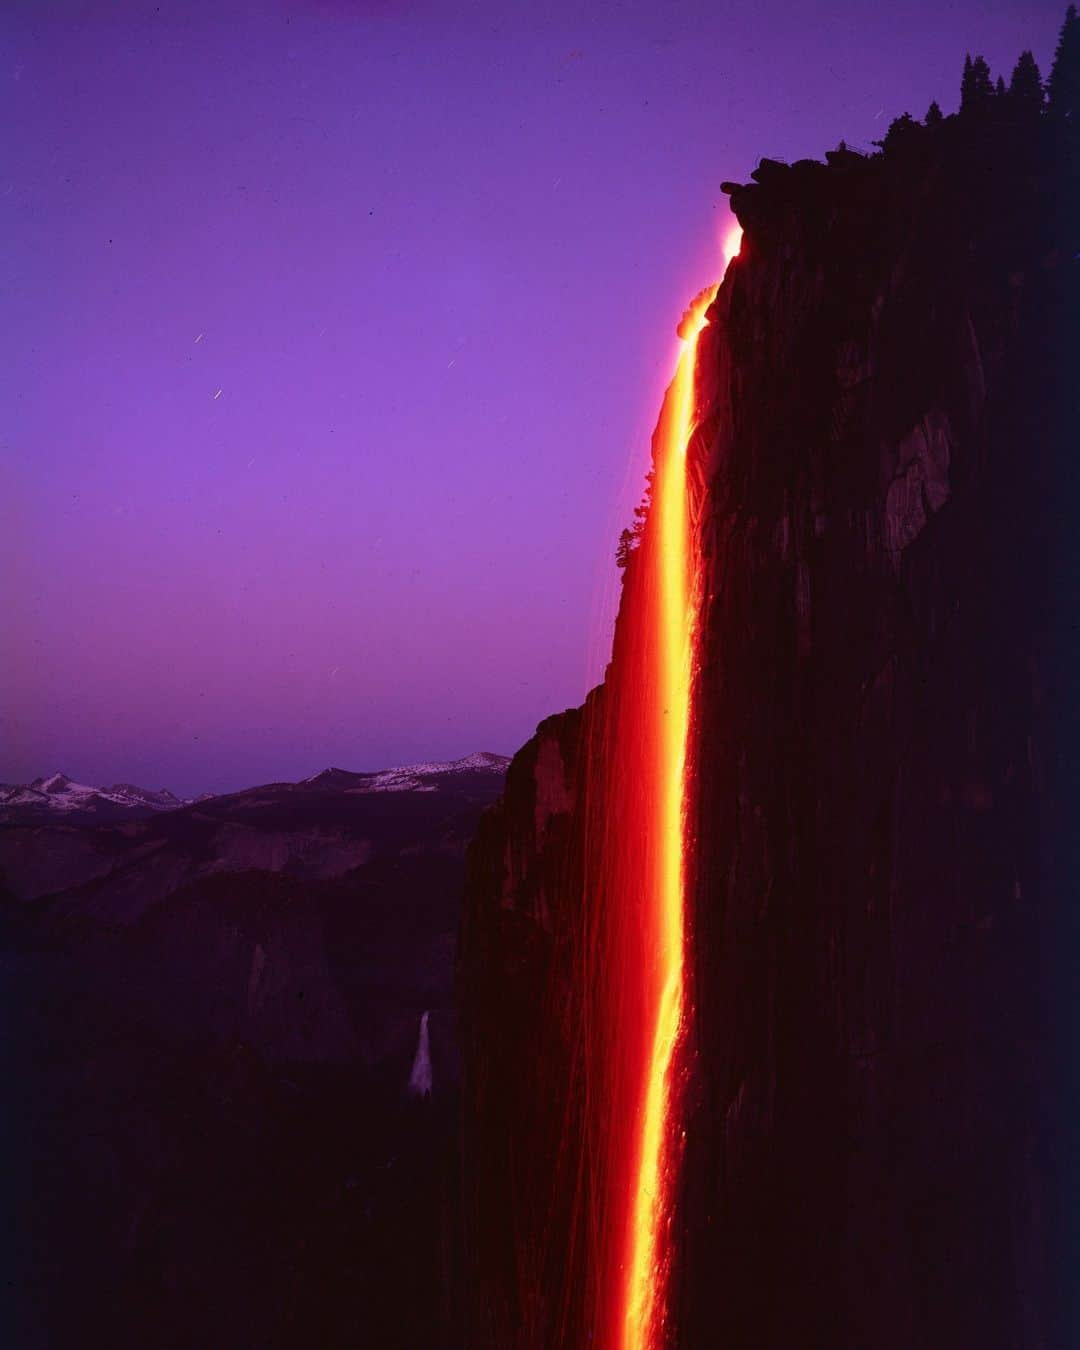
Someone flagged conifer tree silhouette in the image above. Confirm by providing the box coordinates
[1009,50,1045,115]
[961,54,995,113]
[1048,4,1080,119]
[875,112,919,154]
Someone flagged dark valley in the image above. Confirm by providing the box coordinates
[2,754,507,1348]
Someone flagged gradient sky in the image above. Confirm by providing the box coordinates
[2,0,1064,795]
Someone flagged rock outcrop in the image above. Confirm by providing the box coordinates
[460,112,1078,1347]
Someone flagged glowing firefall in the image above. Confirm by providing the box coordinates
[621,225,740,1350]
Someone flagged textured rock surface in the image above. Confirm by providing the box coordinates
[459,709,590,1343]
[460,114,1078,1347]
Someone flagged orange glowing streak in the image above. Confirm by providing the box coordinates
[621,281,717,1350]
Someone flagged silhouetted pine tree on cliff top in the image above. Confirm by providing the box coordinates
[1048,4,1080,118]
[960,53,995,115]
[870,9,1076,155]
[954,8,1079,125]
[1010,51,1046,116]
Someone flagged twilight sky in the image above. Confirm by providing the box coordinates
[2,0,1064,795]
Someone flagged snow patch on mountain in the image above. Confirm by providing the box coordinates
[1,752,509,824]
[304,751,509,794]
[0,773,191,823]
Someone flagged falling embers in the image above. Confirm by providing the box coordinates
[461,237,740,1350]
[576,283,717,1350]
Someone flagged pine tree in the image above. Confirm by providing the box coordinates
[960,54,995,113]
[960,54,975,110]
[1048,4,1080,119]
[874,112,920,155]
[925,100,943,126]
[973,56,995,102]
[1009,50,1045,115]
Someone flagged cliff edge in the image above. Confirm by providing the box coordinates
[460,105,1079,1349]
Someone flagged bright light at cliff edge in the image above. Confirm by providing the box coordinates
[723,221,743,268]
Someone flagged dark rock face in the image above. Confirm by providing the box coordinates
[458,710,591,1344]
[461,116,1078,1347]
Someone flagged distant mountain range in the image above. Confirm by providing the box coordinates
[0,752,510,825]
[0,772,190,823]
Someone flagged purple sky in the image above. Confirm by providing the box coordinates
[2,0,1064,795]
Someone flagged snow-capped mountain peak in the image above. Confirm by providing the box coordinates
[1,773,192,824]
[31,772,78,795]
[1,751,510,825]
[301,751,510,794]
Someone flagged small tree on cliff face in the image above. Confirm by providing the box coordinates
[1048,4,1080,119]
[615,469,655,569]
[1009,50,1045,115]
[961,53,995,113]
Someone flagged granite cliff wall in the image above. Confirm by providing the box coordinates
[460,111,1078,1348]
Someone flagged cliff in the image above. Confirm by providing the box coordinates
[459,110,1079,1348]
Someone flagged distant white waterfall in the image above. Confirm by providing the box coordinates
[409,1010,433,1097]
